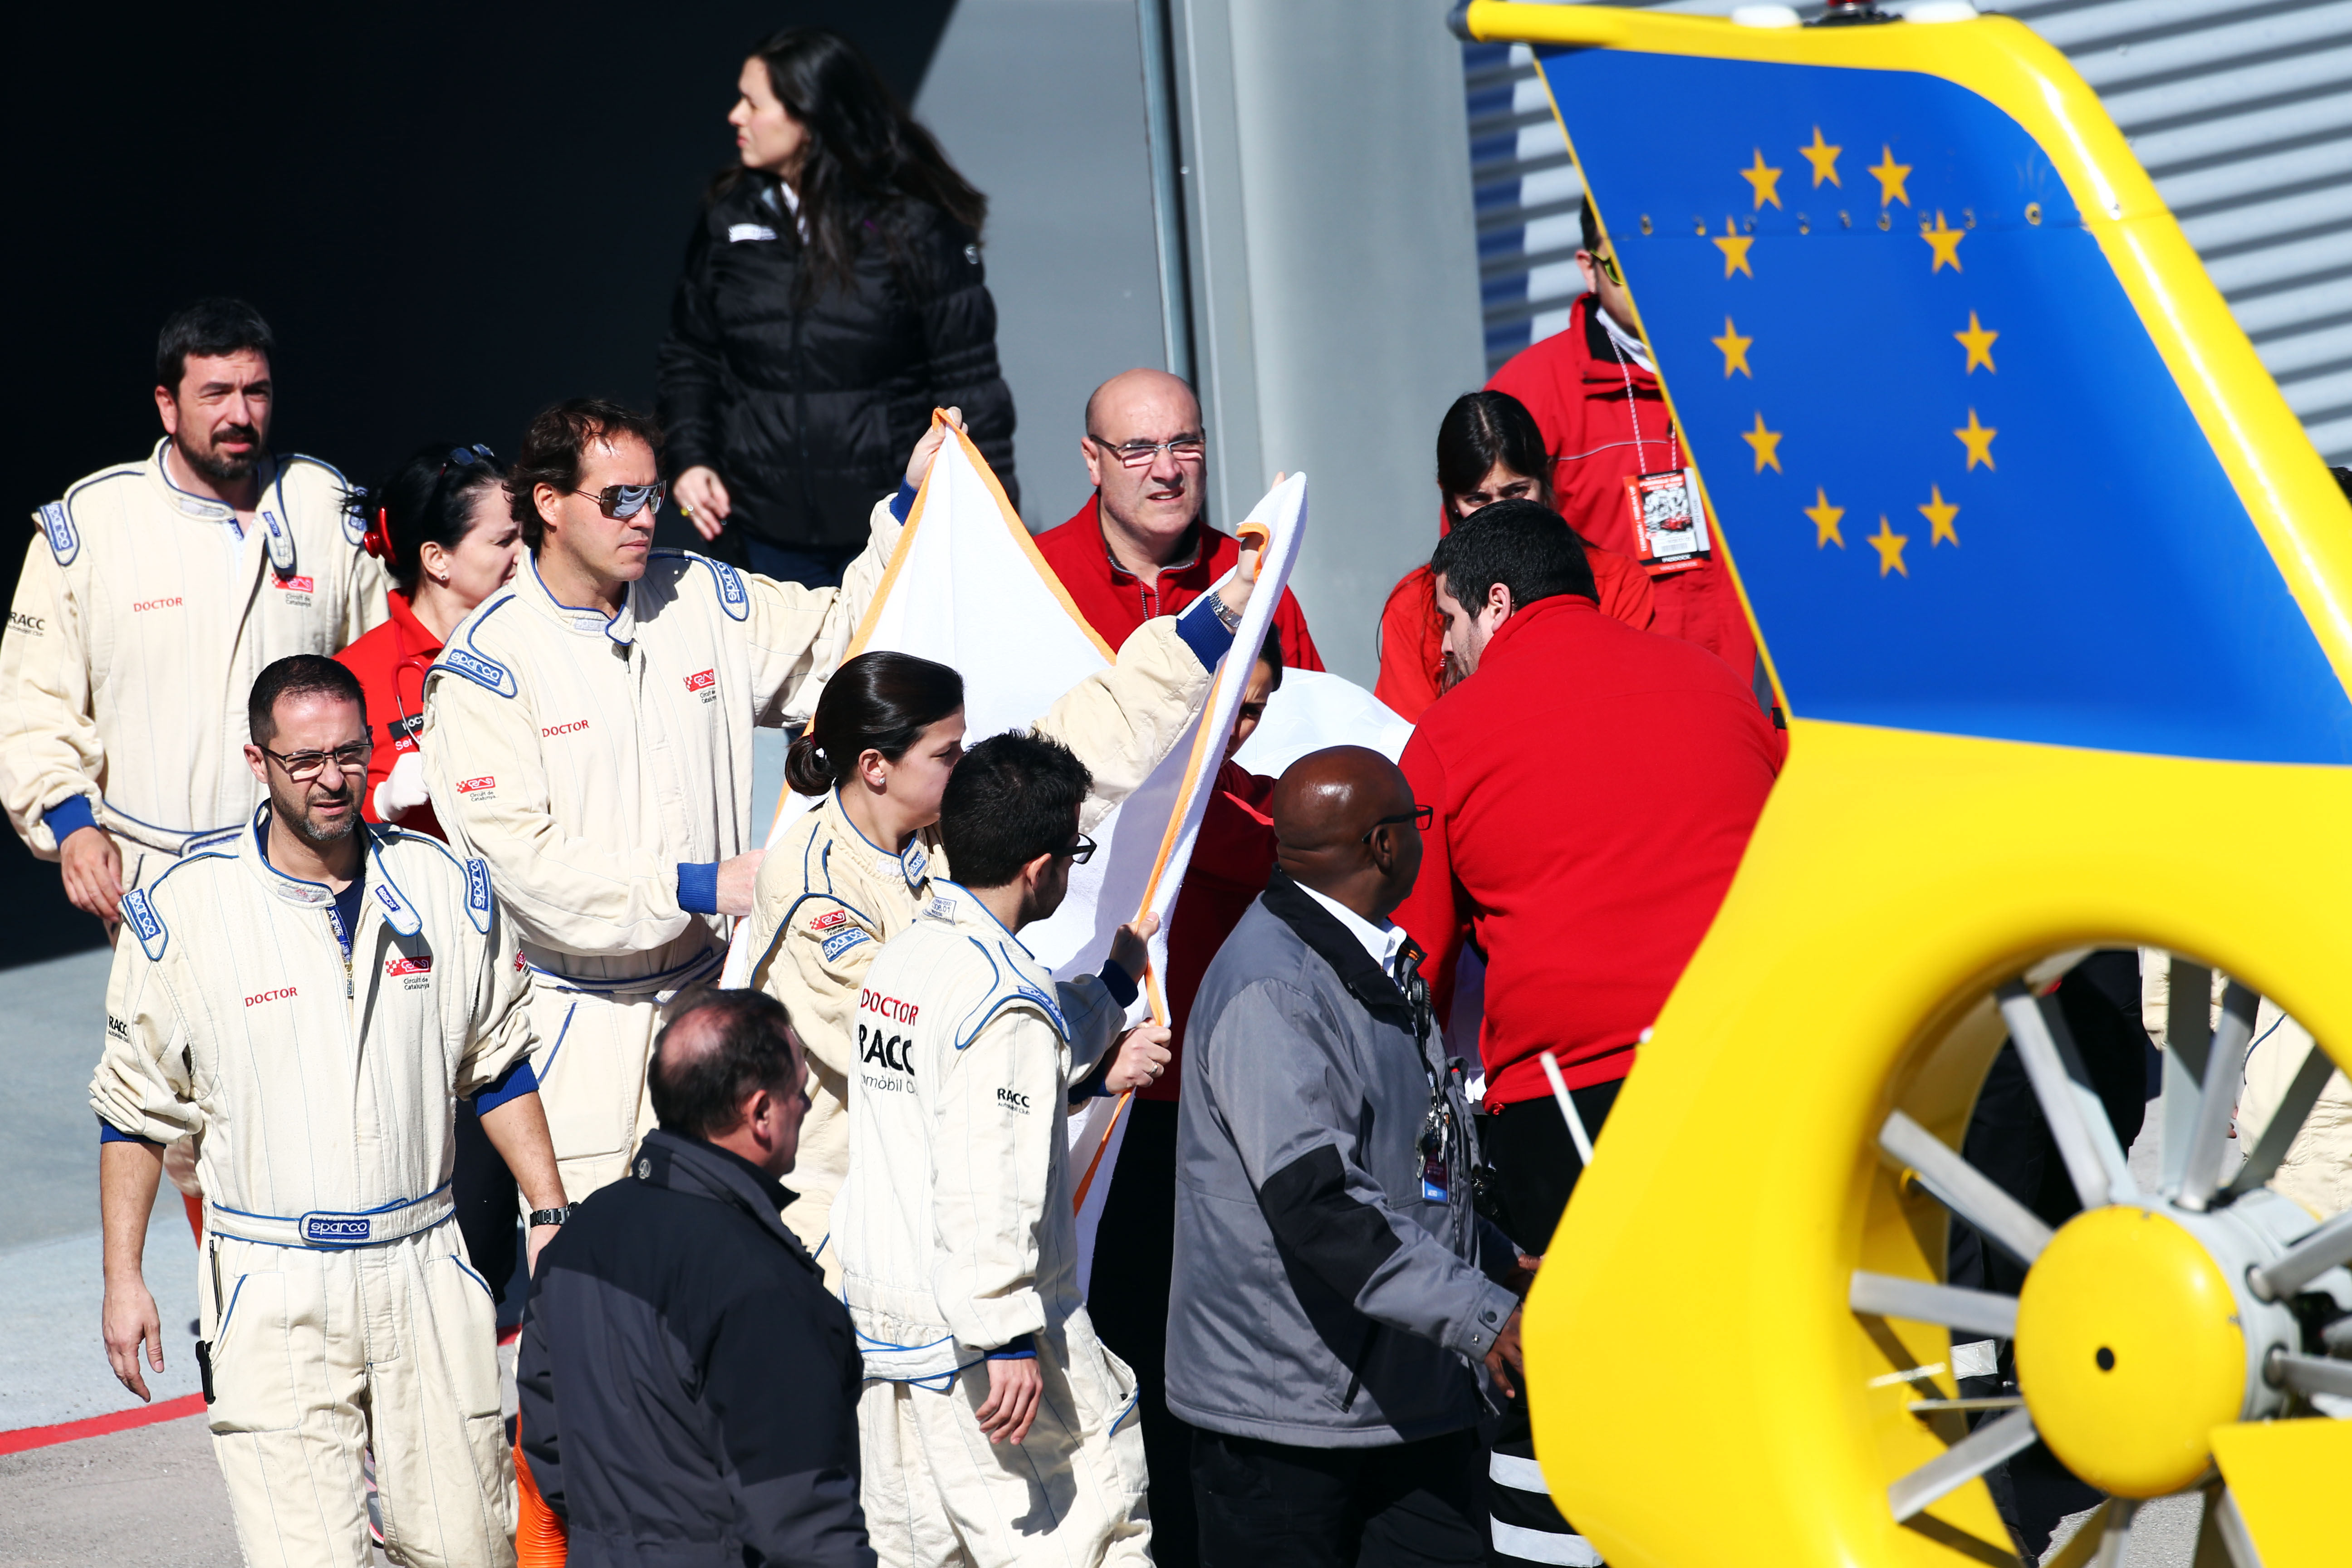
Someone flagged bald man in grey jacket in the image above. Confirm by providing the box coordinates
[1169,746,1537,1568]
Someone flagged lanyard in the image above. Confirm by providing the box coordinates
[1603,318,1680,475]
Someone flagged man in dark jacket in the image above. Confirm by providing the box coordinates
[1170,746,1534,1568]
[517,987,872,1568]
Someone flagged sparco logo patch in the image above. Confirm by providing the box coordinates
[684,669,715,693]
[542,720,590,738]
[245,987,299,1007]
[301,1215,372,1244]
[132,597,185,612]
[457,776,495,794]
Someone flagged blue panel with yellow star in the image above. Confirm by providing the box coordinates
[1537,49,2352,764]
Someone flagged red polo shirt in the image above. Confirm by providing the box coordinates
[333,590,446,840]
[1032,496,1324,673]
[1394,594,1779,1109]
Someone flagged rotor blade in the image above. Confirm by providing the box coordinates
[1886,1405,2038,1522]
[2179,983,2259,1213]
[2225,1033,2337,1199]
[2161,957,2215,1196]
[1880,1109,2055,1267]
[2249,1207,2352,1301]
[1849,1271,2019,1339]
[2271,1350,2352,1401]
[1998,981,2130,1210]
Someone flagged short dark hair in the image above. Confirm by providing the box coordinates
[1257,629,1285,691]
[938,733,1091,888]
[649,988,801,1140]
[1430,499,1597,615]
[508,399,665,550]
[157,298,275,394]
[788,651,965,796]
[1436,391,1553,519]
[1579,193,1601,253]
[249,655,366,744]
[343,442,510,595]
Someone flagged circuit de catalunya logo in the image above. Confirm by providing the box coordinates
[685,669,716,693]
[385,956,432,977]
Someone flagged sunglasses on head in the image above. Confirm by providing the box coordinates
[440,442,495,478]
[571,480,668,520]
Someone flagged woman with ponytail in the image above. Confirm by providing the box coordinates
[334,442,523,838]
[740,547,1269,1287]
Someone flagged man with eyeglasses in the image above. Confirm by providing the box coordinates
[420,397,911,1203]
[1394,501,1779,1568]
[93,655,565,1568]
[1486,196,1759,686]
[2,297,390,935]
[1033,367,1322,674]
[834,732,1173,1568]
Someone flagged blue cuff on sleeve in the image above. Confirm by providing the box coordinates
[1097,958,1140,1011]
[1174,593,1236,672]
[888,480,918,523]
[97,1116,162,1151]
[677,862,720,916]
[471,1059,539,1116]
[988,1334,1038,1361]
[44,795,98,843]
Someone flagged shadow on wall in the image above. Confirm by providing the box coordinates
[2,1,956,966]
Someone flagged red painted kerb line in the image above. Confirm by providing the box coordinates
[0,1393,206,1456]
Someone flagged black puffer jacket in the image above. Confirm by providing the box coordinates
[657,180,1018,549]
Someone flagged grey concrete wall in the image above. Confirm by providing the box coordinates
[1172,0,1488,683]
[916,0,1171,534]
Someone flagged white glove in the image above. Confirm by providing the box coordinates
[373,751,432,823]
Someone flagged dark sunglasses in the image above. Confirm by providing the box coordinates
[1361,804,1434,843]
[440,442,496,478]
[1054,832,1098,866]
[572,480,668,520]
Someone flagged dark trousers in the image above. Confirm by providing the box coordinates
[1193,1426,1488,1568]
[1476,1081,1621,1568]
[1087,1100,1197,1566]
[452,1101,518,1309]
[740,534,864,589]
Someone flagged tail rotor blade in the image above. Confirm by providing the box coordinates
[1998,981,2132,1210]
[2225,1034,2336,1199]
[1880,1109,2055,1267]
[1848,1270,2018,1339]
[2179,984,2259,1212]
[1886,1405,2038,1522]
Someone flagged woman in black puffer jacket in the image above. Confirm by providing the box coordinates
[658,27,1017,587]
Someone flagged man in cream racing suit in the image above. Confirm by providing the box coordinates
[742,564,1260,1285]
[2,298,388,926]
[421,398,907,1200]
[93,656,567,1568]
[838,732,1176,1568]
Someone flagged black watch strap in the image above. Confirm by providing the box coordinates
[528,1205,573,1228]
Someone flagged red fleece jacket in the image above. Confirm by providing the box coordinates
[1394,595,1779,1108]
[334,590,446,840]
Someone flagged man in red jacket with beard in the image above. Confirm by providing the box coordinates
[1395,500,1778,1567]
[1032,368,1321,673]
[1487,198,1757,685]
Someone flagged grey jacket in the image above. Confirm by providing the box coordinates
[1167,870,1524,1447]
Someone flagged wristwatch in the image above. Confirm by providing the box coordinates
[528,1206,573,1228]
[1209,593,1242,632]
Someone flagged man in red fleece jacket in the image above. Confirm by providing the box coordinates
[1393,498,1778,1565]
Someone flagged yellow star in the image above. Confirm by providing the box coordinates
[1954,311,1998,373]
[1917,484,1960,546]
[1868,144,1912,208]
[1799,126,1842,188]
[1804,487,1845,548]
[1740,412,1784,474]
[1954,408,1998,470]
[1711,317,1754,378]
[1869,515,1910,577]
[1922,210,1966,273]
[1712,219,1754,279]
[1740,149,1784,211]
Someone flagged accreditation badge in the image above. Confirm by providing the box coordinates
[1624,467,1711,575]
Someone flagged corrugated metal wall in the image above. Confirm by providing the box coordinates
[1466,0,2352,463]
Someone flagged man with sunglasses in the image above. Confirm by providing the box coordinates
[1486,197,1758,685]
[1033,367,1323,675]
[93,655,565,1568]
[421,397,916,1203]
[2,297,389,934]
[834,732,1173,1568]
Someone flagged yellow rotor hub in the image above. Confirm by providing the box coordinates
[2014,1205,2246,1497]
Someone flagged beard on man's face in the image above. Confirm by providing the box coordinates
[179,424,263,483]
[273,776,361,846]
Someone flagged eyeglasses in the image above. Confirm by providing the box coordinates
[571,480,668,520]
[440,443,495,479]
[1086,432,1207,469]
[260,741,372,782]
[1054,833,1098,865]
[1360,804,1433,843]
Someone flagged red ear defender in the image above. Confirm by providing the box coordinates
[362,505,397,567]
